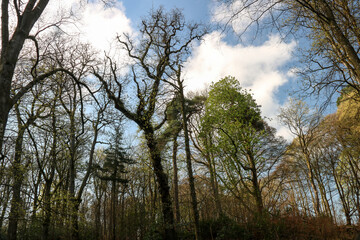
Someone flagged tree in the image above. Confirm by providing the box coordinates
[215,0,360,102]
[201,76,285,217]
[165,65,205,239]
[314,114,352,224]
[94,8,205,240]
[325,89,360,223]
[188,91,224,218]
[0,0,48,154]
[45,37,99,240]
[0,0,71,160]
[279,99,323,216]
[0,0,108,163]
[96,125,133,240]
[165,97,183,225]
[7,89,47,240]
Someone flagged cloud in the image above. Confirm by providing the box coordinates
[79,2,133,52]
[38,0,134,54]
[211,0,277,35]
[183,31,295,140]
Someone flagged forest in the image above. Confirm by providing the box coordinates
[0,0,360,240]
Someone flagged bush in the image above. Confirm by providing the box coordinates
[199,216,247,240]
[143,223,163,240]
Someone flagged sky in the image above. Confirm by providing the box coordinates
[42,0,298,140]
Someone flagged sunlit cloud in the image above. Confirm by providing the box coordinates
[38,0,134,54]
[183,31,296,140]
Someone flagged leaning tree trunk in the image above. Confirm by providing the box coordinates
[0,0,51,158]
[0,103,10,160]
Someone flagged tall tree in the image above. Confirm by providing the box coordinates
[165,66,205,239]
[279,99,323,216]
[0,0,107,163]
[201,76,285,216]
[94,8,205,240]
[7,86,48,240]
[216,0,360,101]
[165,97,183,224]
[0,0,50,155]
[188,91,224,218]
[96,125,133,240]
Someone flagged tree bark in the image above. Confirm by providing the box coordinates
[206,135,222,218]
[248,153,263,216]
[0,0,50,155]
[0,182,10,229]
[172,134,181,224]
[144,128,177,240]
[178,83,201,240]
[7,104,33,240]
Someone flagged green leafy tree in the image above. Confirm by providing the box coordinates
[201,76,285,217]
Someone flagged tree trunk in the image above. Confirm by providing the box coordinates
[103,192,107,239]
[248,154,263,216]
[178,85,201,240]
[94,200,101,240]
[0,179,10,229]
[144,129,177,240]
[0,0,50,155]
[207,135,222,217]
[306,161,321,216]
[7,139,24,240]
[42,105,57,240]
[42,179,53,240]
[301,143,321,217]
[0,102,10,160]
[69,116,79,240]
[317,177,332,218]
[111,178,117,240]
[172,134,181,224]
[72,201,81,240]
[7,104,31,240]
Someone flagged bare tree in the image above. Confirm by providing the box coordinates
[7,85,49,240]
[0,0,111,162]
[1,0,52,157]
[94,8,205,240]
[215,0,360,103]
[279,98,323,216]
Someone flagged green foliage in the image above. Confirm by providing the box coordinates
[200,76,267,169]
[202,76,263,134]
[143,223,163,240]
[167,93,206,122]
[336,85,355,106]
[199,76,286,217]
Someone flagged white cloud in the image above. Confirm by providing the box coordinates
[211,0,277,35]
[79,2,133,52]
[38,0,134,54]
[183,31,296,140]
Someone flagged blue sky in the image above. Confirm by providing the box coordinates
[122,0,211,24]
[46,0,302,139]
